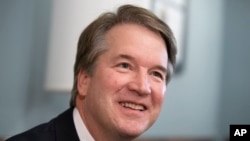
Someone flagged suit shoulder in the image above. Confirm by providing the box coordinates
[6,108,76,141]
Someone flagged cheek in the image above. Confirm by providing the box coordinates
[90,72,122,100]
[154,93,164,107]
[152,85,166,106]
[102,72,119,89]
[100,69,130,91]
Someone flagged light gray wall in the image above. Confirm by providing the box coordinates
[0,0,36,135]
[0,0,69,137]
[219,0,250,138]
[1,0,250,140]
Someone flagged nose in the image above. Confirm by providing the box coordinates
[127,71,151,96]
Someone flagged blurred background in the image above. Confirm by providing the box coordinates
[0,0,250,141]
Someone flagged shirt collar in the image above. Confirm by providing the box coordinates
[73,107,95,141]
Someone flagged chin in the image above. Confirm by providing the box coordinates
[117,123,149,139]
[119,130,142,140]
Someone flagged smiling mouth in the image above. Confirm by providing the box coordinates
[119,102,146,111]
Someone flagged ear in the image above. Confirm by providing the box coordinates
[77,70,90,97]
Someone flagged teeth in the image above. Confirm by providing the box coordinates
[120,102,145,111]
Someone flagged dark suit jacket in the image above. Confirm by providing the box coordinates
[6,108,80,141]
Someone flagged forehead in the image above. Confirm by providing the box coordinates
[105,23,166,49]
[102,23,168,67]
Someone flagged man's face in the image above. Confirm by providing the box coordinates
[78,23,168,139]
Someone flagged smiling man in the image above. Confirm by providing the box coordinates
[7,4,176,141]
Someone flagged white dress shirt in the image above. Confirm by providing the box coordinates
[73,108,95,141]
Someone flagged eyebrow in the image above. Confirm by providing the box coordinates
[116,54,136,61]
[114,54,168,74]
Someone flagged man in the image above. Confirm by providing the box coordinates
[7,4,176,141]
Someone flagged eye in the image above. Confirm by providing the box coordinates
[116,62,132,71]
[151,71,164,80]
[119,62,130,69]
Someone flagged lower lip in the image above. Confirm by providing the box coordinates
[118,103,146,117]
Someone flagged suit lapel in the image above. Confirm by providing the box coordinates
[54,108,80,141]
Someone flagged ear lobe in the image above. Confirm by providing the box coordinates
[77,70,89,97]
